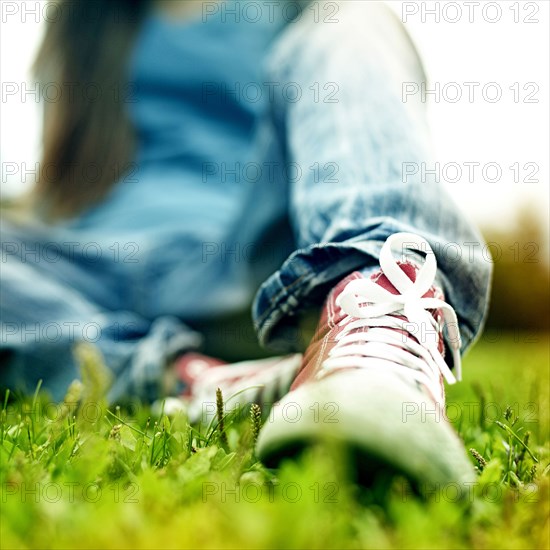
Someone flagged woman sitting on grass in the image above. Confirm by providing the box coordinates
[1,0,492,485]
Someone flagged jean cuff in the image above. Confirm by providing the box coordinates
[253,237,456,355]
[252,237,384,353]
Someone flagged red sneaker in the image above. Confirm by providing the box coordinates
[171,352,302,423]
[257,233,475,486]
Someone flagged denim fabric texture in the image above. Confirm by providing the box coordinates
[0,2,492,401]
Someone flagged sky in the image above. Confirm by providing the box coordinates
[1,0,548,238]
[388,0,549,236]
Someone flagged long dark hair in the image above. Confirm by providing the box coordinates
[32,0,152,220]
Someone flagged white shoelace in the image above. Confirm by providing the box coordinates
[321,233,462,404]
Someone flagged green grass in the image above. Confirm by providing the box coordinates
[1,331,548,550]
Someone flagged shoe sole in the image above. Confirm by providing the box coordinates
[256,369,476,488]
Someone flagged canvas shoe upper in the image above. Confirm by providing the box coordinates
[257,233,474,486]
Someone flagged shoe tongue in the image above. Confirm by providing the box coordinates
[322,264,445,368]
[371,262,417,295]
[369,263,445,356]
[324,264,414,326]
[330,263,418,304]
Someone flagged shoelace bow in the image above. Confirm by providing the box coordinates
[322,233,462,403]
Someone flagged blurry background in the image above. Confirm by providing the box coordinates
[389,0,550,331]
[1,0,548,330]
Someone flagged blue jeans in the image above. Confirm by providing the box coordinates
[0,2,492,401]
